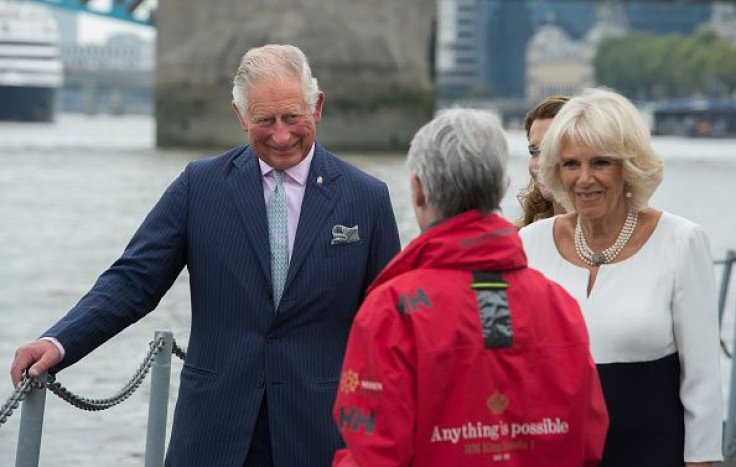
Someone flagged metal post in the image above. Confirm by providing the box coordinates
[144,331,173,467]
[726,251,736,460]
[15,374,47,467]
[725,297,736,460]
[719,250,736,324]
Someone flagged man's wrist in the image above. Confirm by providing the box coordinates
[39,336,65,359]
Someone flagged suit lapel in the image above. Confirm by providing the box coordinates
[226,146,271,282]
[284,144,340,292]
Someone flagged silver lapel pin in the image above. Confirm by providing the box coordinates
[316,176,323,186]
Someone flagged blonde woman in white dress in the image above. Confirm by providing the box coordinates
[519,87,722,467]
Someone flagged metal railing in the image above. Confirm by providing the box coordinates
[720,250,736,460]
[1,330,185,467]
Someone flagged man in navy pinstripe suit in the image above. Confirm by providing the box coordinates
[11,44,401,466]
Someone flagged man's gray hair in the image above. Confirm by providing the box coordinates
[407,108,509,219]
[232,44,320,115]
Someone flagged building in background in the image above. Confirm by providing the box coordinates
[437,0,714,106]
[525,17,589,103]
[50,10,155,115]
[435,0,482,103]
[483,0,533,100]
[709,1,736,45]
[0,1,63,122]
[59,32,154,115]
[436,0,532,104]
[526,2,628,102]
[626,1,711,35]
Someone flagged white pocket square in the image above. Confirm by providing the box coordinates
[331,225,360,244]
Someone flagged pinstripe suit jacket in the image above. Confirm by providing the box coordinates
[43,142,401,466]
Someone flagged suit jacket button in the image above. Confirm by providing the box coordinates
[256,377,264,388]
[266,335,278,343]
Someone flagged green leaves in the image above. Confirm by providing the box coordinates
[594,29,736,99]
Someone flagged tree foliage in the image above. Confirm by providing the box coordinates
[594,29,736,99]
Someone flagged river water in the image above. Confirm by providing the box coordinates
[1,114,735,465]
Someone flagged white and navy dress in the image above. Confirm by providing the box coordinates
[520,212,723,466]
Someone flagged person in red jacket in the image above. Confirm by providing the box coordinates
[332,109,608,466]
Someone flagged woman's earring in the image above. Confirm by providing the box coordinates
[624,182,632,198]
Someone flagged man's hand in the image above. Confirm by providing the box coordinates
[10,340,62,387]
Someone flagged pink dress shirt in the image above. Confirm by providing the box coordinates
[258,144,314,261]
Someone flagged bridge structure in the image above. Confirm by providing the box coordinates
[23,0,155,26]
[154,0,436,150]
[23,0,435,150]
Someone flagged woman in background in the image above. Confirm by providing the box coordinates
[516,95,569,228]
[520,87,722,467]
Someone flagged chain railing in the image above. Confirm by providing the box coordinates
[1,330,186,467]
[0,375,36,426]
[46,336,165,411]
[172,339,187,361]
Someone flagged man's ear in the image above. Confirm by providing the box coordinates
[232,102,248,132]
[411,175,425,208]
[312,92,325,123]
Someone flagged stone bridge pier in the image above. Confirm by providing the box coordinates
[155,0,436,151]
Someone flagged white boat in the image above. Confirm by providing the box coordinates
[0,0,63,122]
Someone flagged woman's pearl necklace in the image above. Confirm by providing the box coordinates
[574,209,638,266]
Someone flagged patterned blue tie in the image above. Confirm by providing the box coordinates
[267,169,288,309]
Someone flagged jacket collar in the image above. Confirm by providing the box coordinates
[368,210,527,294]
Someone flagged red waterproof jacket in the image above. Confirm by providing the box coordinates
[333,211,608,466]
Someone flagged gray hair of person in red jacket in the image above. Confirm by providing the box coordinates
[407,108,509,230]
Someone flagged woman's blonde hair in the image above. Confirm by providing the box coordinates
[538,87,663,213]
